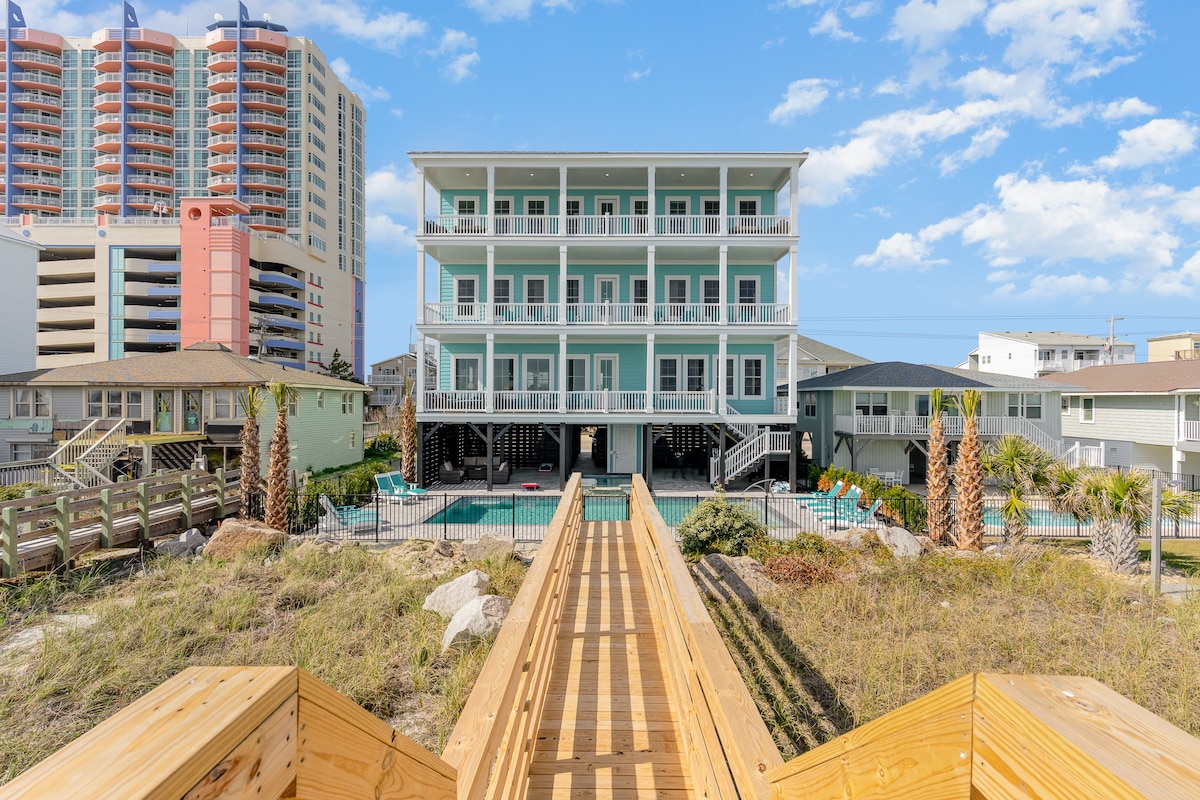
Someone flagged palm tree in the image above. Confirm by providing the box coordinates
[1048,464,1110,560]
[237,385,266,520]
[952,389,983,550]
[400,377,418,484]
[1098,470,1151,575]
[265,381,299,531]
[926,388,951,545]
[982,434,1056,543]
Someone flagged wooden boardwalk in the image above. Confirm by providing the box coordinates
[528,520,692,799]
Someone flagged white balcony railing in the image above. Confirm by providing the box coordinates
[423,302,486,323]
[727,303,791,325]
[495,391,558,412]
[835,414,1058,444]
[421,389,730,415]
[565,391,647,412]
[421,213,793,238]
[566,303,648,324]
[493,304,560,324]
[422,301,788,326]
[1181,420,1200,442]
[424,390,484,412]
[1039,358,1101,373]
[655,390,716,413]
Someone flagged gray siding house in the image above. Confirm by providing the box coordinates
[797,362,1070,485]
[1041,361,1200,482]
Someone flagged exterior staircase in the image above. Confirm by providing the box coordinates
[711,421,792,487]
[49,419,129,488]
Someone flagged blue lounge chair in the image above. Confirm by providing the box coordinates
[387,471,428,497]
[795,480,844,501]
[801,485,861,511]
[815,498,883,526]
[374,473,418,504]
[318,494,379,534]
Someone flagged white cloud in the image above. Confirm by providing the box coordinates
[939,126,1009,174]
[390,108,405,119]
[854,232,945,269]
[464,0,572,22]
[960,173,1180,268]
[846,1,880,19]
[366,214,416,251]
[888,0,987,51]
[1008,273,1112,299]
[328,57,390,104]
[769,78,835,125]
[1099,97,1157,121]
[986,269,1021,282]
[626,68,651,82]
[1173,188,1200,225]
[762,37,786,49]
[1094,118,1200,171]
[1067,53,1138,82]
[810,10,861,41]
[1148,253,1200,296]
[874,78,905,95]
[366,164,420,252]
[431,28,478,55]
[983,0,1143,69]
[445,52,481,83]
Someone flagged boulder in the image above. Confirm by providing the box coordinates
[442,594,511,652]
[693,554,776,605]
[154,540,193,557]
[203,519,287,561]
[179,527,207,550]
[878,526,923,559]
[913,535,936,554]
[463,535,514,562]
[433,539,456,558]
[424,569,490,618]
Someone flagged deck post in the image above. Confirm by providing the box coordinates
[486,422,494,492]
[100,488,114,549]
[416,422,425,488]
[789,425,798,492]
[181,473,194,530]
[643,424,653,491]
[55,496,70,569]
[137,480,151,544]
[214,468,226,518]
[718,422,727,487]
[1,507,17,578]
[559,423,567,491]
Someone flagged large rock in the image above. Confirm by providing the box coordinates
[154,540,194,557]
[463,535,514,562]
[179,527,207,550]
[441,594,511,652]
[878,526,923,559]
[423,569,490,618]
[203,519,287,561]
[693,554,776,605]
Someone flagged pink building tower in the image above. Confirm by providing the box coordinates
[179,198,251,355]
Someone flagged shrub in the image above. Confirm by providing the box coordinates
[364,433,398,459]
[677,491,767,558]
[814,466,928,532]
[0,482,53,502]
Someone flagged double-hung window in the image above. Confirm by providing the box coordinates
[455,277,476,318]
[126,390,142,419]
[341,392,354,414]
[703,199,720,233]
[15,388,50,418]
[1081,397,1095,423]
[525,357,551,392]
[494,357,515,391]
[742,357,764,398]
[804,392,817,418]
[493,277,511,319]
[668,199,688,233]
[659,358,678,393]
[855,392,887,416]
[703,278,720,320]
[454,357,480,391]
[525,198,546,233]
[1007,393,1042,419]
[725,358,736,398]
[686,358,706,392]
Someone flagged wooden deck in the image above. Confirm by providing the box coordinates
[528,520,692,799]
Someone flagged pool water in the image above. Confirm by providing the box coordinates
[653,496,774,527]
[982,508,1088,528]
[424,495,631,525]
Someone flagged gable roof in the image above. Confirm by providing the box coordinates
[794,335,872,367]
[1040,361,1200,394]
[983,331,1133,347]
[796,361,1072,392]
[0,343,368,391]
[0,225,44,251]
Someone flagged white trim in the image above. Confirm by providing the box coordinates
[492,355,516,391]
[492,274,513,305]
[733,195,760,216]
[725,355,738,400]
[594,195,619,216]
[684,355,709,392]
[630,196,649,215]
[656,355,680,393]
[523,195,550,215]
[454,196,478,216]
[521,353,554,391]
[565,355,589,392]
[523,274,550,304]
[701,275,721,306]
[454,276,478,304]
[595,274,619,304]
[741,355,765,399]
[734,274,760,305]
[664,274,690,304]
[492,195,514,214]
[665,196,691,215]
[595,354,619,391]
[452,355,482,391]
[1081,396,1095,424]
[566,274,583,305]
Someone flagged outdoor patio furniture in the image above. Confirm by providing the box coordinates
[796,480,844,500]
[816,498,884,527]
[373,473,419,503]
[440,461,466,484]
[317,494,379,535]
[386,471,430,496]
[521,482,540,492]
[800,485,862,511]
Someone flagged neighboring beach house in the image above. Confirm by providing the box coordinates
[786,335,872,383]
[963,332,1135,378]
[367,348,437,408]
[796,362,1069,485]
[1147,332,1200,363]
[411,151,808,489]
[0,342,369,487]
[1041,362,1200,484]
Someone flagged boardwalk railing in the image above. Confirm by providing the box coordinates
[0,666,457,800]
[769,672,1200,799]
[0,469,238,577]
[441,473,583,800]
[630,475,782,800]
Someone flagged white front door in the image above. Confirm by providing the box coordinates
[611,425,637,473]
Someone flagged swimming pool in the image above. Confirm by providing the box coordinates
[424,495,631,525]
[982,508,1088,528]
[653,496,776,527]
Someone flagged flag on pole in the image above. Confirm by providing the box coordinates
[123,1,138,26]
[8,1,27,28]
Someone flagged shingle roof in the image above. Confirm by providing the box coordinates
[1040,361,1200,394]
[796,361,1073,391]
[984,331,1133,347]
[794,335,873,367]
[0,343,368,390]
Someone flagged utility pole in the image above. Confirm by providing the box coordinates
[1106,315,1124,365]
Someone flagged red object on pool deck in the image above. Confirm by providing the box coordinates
[521,483,540,492]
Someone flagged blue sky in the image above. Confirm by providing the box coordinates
[30,0,1200,367]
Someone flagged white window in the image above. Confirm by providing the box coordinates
[1061,397,1070,416]
[566,358,587,392]
[658,358,679,393]
[737,198,758,217]
[213,390,247,420]
[14,388,50,418]
[287,395,298,417]
[1007,393,1043,420]
[455,277,477,305]
[855,392,887,416]
[804,392,817,418]
[524,357,551,391]
[686,358,706,392]
[316,391,324,410]
[632,277,648,306]
[666,277,688,305]
[341,392,354,414]
[126,390,142,419]
[454,357,481,391]
[456,197,476,216]
[525,277,547,305]
[703,278,720,306]
[494,357,515,391]
[596,355,617,391]
[493,276,512,317]
[350,432,356,449]
[742,357,764,398]
[525,198,548,233]
[736,277,759,305]
[1081,397,1095,423]
[725,358,736,398]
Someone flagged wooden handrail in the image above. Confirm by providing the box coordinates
[769,672,1200,799]
[0,665,456,800]
[441,473,583,800]
[628,475,783,800]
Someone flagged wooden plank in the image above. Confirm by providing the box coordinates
[295,697,456,800]
[182,694,298,800]
[767,673,975,800]
[0,666,297,800]
[972,673,1200,800]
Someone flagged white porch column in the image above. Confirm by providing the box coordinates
[645,333,655,413]
[789,245,799,322]
[718,165,728,233]
[416,245,426,324]
[558,245,568,325]
[718,245,728,325]
[646,245,655,325]
[416,164,426,229]
[788,333,798,416]
[558,333,568,413]
[486,166,495,233]
[789,163,799,233]
[558,166,567,237]
[485,333,495,413]
[485,245,495,324]
[647,166,656,236]
[416,333,426,412]
[718,333,728,410]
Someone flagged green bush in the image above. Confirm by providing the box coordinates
[677,491,767,558]
[364,433,398,459]
[815,466,928,532]
[0,482,53,502]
